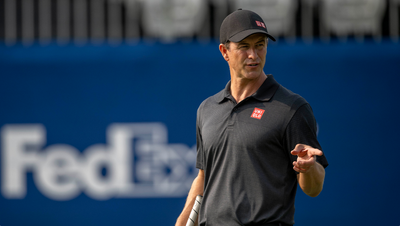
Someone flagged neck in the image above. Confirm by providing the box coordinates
[230,72,267,103]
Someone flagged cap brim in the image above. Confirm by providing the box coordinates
[229,29,276,42]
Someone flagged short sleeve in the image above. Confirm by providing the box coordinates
[284,104,329,168]
[196,109,204,170]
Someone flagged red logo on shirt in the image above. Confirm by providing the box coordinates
[255,21,266,29]
[251,108,265,120]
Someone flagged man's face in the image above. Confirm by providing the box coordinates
[221,33,267,81]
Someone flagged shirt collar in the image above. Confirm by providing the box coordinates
[217,74,280,103]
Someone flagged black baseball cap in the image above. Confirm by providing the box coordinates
[220,9,276,44]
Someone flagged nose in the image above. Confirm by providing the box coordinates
[248,47,258,60]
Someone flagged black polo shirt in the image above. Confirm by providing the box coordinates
[196,75,328,226]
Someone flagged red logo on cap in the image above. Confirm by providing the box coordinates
[251,108,265,120]
[256,21,266,29]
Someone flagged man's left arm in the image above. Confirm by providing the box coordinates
[291,144,325,197]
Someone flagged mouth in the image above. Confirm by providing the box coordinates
[246,63,259,67]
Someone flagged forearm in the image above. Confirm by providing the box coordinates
[176,170,204,226]
[297,162,325,197]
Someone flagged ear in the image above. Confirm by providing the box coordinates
[219,44,229,61]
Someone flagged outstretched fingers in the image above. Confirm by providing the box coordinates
[291,144,323,157]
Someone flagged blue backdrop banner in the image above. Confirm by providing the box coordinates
[0,40,399,226]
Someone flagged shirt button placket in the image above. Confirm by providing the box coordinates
[228,107,237,127]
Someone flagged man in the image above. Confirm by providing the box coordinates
[176,9,328,226]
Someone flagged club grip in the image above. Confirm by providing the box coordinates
[186,195,203,226]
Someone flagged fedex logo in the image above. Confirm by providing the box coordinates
[1,123,197,201]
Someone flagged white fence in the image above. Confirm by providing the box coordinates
[1,0,399,45]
